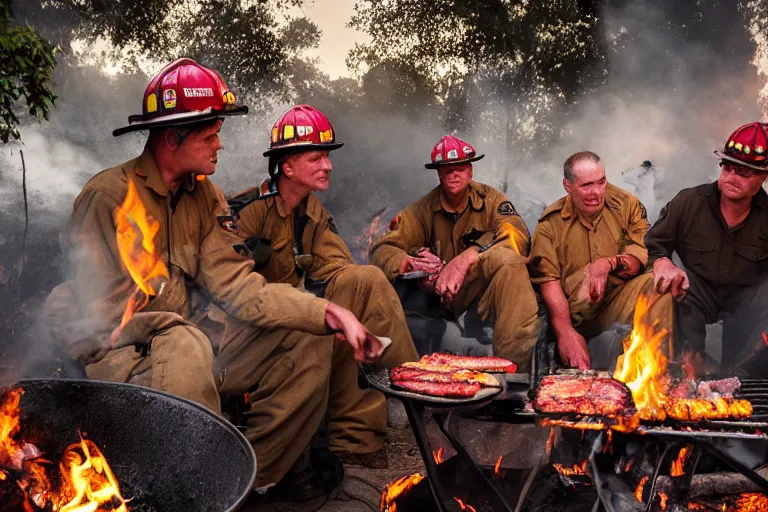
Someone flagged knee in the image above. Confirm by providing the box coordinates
[336,265,391,290]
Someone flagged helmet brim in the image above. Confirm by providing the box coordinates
[425,154,484,169]
[262,141,344,158]
[713,150,768,173]
[112,105,249,137]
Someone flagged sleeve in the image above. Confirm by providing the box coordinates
[368,203,430,279]
[619,195,651,266]
[645,193,683,267]
[232,196,261,239]
[309,212,356,283]
[475,194,531,257]
[527,219,561,285]
[197,192,330,335]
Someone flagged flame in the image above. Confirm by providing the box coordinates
[494,455,502,476]
[498,222,525,255]
[114,179,169,328]
[433,447,444,464]
[540,418,606,430]
[635,475,648,502]
[671,446,691,477]
[658,492,668,509]
[553,460,588,478]
[453,497,477,511]
[380,473,424,512]
[734,493,768,511]
[0,388,22,466]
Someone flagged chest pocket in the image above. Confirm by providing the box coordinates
[679,237,715,271]
[261,236,297,284]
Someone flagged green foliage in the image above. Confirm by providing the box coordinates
[0,2,57,143]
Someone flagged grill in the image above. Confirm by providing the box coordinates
[367,367,768,512]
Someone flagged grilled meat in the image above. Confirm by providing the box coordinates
[404,353,517,373]
[666,397,752,421]
[392,380,481,398]
[697,377,742,399]
[534,375,633,417]
[390,367,499,388]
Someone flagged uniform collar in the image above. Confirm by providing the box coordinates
[132,147,198,197]
[560,182,622,221]
[431,181,485,213]
[274,184,323,222]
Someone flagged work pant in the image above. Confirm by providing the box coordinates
[676,274,768,375]
[568,271,675,357]
[398,248,540,372]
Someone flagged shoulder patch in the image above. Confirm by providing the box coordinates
[639,201,648,221]
[328,215,339,234]
[497,200,518,216]
[388,213,402,231]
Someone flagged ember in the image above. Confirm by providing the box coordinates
[493,455,502,476]
[453,497,477,511]
[379,472,424,512]
[114,179,169,329]
[433,447,444,464]
[635,475,649,502]
[671,446,691,477]
[0,388,128,511]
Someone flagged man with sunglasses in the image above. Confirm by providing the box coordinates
[645,122,768,377]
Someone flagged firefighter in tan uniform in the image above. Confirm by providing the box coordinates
[42,60,389,493]
[369,135,540,371]
[224,104,418,469]
[528,151,674,370]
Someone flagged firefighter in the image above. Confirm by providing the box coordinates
[42,59,388,492]
[368,135,540,371]
[528,151,674,370]
[645,122,768,377]
[225,104,419,469]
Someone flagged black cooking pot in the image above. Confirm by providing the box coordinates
[13,379,256,511]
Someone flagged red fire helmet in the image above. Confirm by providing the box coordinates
[113,58,248,137]
[263,104,343,157]
[425,135,485,169]
[714,122,768,172]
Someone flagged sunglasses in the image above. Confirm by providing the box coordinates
[720,162,766,178]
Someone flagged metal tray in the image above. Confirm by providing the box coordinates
[365,367,504,408]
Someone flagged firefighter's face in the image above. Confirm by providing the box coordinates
[564,159,607,217]
[718,162,767,201]
[174,119,224,176]
[282,150,333,192]
[437,163,473,197]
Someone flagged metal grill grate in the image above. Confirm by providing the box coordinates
[738,379,768,421]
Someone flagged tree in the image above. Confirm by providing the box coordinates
[0,1,56,143]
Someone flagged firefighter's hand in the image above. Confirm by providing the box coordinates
[557,328,591,370]
[577,257,615,305]
[399,248,443,275]
[653,257,689,302]
[614,254,642,279]
[325,302,382,363]
[435,248,479,306]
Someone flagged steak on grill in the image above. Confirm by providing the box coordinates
[392,380,481,398]
[534,375,633,417]
[390,367,500,388]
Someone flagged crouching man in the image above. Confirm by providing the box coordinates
[645,122,768,377]
[43,60,389,493]
[368,135,540,371]
[528,151,674,370]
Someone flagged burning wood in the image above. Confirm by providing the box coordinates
[0,388,128,511]
[671,446,691,477]
[379,472,424,512]
[114,179,169,330]
[553,460,588,478]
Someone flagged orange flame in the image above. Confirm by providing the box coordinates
[56,436,128,511]
[494,455,502,476]
[553,460,588,478]
[0,388,22,466]
[433,447,444,464]
[634,475,648,502]
[453,497,478,511]
[380,473,424,512]
[671,446,690,477]
[658,492,668,509]
[498,222,525,255]
[114,179,169,328]
[734,493,768,511]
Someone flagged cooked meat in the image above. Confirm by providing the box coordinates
[411,353,518,373]
[534,375,633,417]
[392,379,481,398]
[666,397,752,421]
[390,367,500,388]
[697,377,742,399]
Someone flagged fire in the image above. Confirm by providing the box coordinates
[734,493,768,512]
[380,473,424,512]
[433,446,444,464]
[498,222,526,255]
[635,475,648,502]
[114,179,169,328]
[540,418,606,431]
[494,455,502,476]
[453,497,477,511]
[0,388,129,511]
[553,460,588,478]
[671,446,690,477]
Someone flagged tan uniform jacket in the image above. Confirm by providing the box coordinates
[369,181,530,278]
[53,149,329,362]
[233,181,354,286]
[528,183,650,299]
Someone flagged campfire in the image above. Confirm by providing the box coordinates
[0,387,128,511]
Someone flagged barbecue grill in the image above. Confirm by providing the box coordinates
[367,354,768,512]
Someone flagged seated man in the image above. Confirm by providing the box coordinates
[225,104,419,468]
[646,122,768,377]
[368,135,540,372]
[528,151,673,370]
[43,60,388,493]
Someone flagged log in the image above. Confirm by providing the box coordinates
[655,466,768,498]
